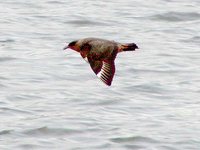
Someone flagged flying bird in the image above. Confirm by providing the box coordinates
[63,37,138,86]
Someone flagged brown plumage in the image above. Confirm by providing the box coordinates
[63,37,138,86]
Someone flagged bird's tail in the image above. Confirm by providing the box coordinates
[119,43,139,52]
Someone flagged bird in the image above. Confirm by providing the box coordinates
[63,37,138,86]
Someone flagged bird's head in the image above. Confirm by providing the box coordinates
[63,40,79,51]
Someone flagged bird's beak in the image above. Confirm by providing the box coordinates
[63,45,69,50]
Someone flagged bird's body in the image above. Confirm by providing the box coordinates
[64,37,138,86]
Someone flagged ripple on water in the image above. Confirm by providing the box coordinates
[18,144,41,150]
[150,12,200,22]
[182,36,200,46]
[0,39,15,43]
[23,126,82,137]
[0,130,13,135]
[110,136,159,149]
[0,57,17,62]
[122,82,171,95]
[110,136,158,143]
[159,145,178,150]
[65,19,108,27]
[0,107,33,115]
[47,0,65,4]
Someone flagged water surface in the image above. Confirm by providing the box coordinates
[0,0,200,149]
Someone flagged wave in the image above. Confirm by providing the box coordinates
[23,126,82,136]
[110,136,159,143]
[150,12,200,22]
[65,19,108,26]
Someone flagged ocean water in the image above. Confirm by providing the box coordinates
[0,0,200,149]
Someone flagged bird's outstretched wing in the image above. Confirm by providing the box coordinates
[88,58,115,86]
[79,42,116,86]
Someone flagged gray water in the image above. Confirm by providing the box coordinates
[0,0,200,149]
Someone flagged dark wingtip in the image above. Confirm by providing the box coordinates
[107,82,112,86]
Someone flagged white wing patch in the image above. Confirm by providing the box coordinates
[97,61,114,86]
[83,57,89,63]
